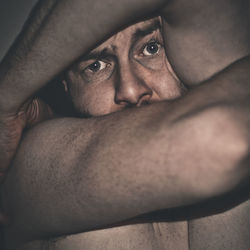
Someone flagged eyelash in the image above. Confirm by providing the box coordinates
[80,38,163,75]
[79,59,114,83]
[139,39,162,57]
[80,60,110,75]
[87,60,109,72]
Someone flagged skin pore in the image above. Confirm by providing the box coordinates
[1,0,250,249]
[63,18,185,117]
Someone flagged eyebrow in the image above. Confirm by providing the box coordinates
[81,48,110,61]
[75,19,162,65]
[131,19,161,45]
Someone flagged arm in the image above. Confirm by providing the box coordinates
[0,0,164,112]
[161,0,250,85]
[0,0,164,181]
[1,0,250,240]
[2,0,250,175]
[3,56,250,241]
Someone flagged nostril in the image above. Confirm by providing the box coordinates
[139,99,150,106]
[136,93,152,107]
[114,79,153,106]
[116,100,130,106]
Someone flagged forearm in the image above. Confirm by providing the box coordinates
[2,0,250,111]
[0,0,164,176]
[0,0,165,113]
[3,57,250,240]
[161,0,250,85]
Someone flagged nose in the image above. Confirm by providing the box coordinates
[115,66,152,106]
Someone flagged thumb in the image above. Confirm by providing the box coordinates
[25,98,54,128]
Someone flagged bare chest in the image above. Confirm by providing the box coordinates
[20,222,188,250]
[189,199,250,250]
[15,200,250,250]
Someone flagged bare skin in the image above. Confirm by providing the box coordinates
[63,18,185,117]
[1,0,250,249]
[3,58,250,250]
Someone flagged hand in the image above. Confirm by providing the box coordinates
[0,97,53,177]
[0,97,53,224]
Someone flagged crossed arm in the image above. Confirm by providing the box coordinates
[3,57,250,242]
[1,0,250,243]
[0,0,165,179]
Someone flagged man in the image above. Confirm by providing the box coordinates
[2,16,187,250]
[1,0,250,249]
[62,17,185,117]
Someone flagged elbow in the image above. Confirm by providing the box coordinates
[173,106,249,199]
[200,107,248,168]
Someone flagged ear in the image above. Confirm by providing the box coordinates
[62,80,68,93]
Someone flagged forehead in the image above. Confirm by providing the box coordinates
[91,17,161,53]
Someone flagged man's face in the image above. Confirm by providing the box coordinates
[64,18,185,117]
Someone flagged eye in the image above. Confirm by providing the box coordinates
[87,60,109,72]
[142,41,161,56]
[79,59,114,83]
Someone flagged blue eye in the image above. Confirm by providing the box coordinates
[87,60,108,72]
[143,41,161,56]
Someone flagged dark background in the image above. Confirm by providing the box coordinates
[0,0,38,60]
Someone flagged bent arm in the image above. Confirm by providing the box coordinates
[2,0,250,242]
[1,0,250,174]
[0,0,164,113]
[2,0,250,111]
[3,57,250,241]
[0,0,164,180]
[161,0,250,85]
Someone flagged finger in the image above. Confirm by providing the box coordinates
[25,98,54,128]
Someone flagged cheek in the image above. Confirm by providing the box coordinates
[134,52,184,100]
[74,84,120,117]
[152,70,184,100]
[137,64,184,101]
